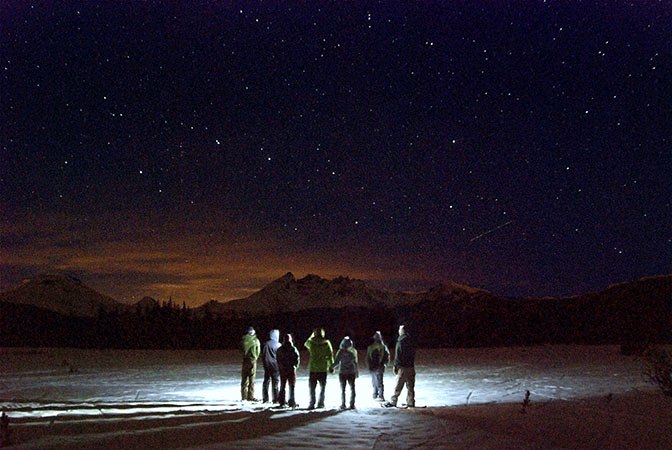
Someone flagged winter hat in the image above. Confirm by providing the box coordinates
[372,331,382,342]
[340,336,353,348]
[246,326,256,335]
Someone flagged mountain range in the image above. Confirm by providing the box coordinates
[0,271,491,317]
[0,272,670,350]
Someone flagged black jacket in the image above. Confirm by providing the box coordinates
[393,334,416,368]
[277,343,300,374]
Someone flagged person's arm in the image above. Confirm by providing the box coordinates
[393,341,401,374]
[330,349,340,373]
[354,349,359,378]
[327,341,335,367]
[293,346,300,369]
[252,338,261,360]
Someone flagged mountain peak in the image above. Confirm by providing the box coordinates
[201,273,403,315]
[260,272,296,291]
[298,273,326,283]
[1,272,123,317]
[279,272,296,282]
[135,296,159,309]
[429,280,488,297]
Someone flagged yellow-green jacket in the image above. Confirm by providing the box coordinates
[304,336,334,372]
[241,333,261,362]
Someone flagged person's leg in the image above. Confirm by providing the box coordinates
[271,369,280,402]
[389,368,406,406]
[278,373,287,406]
[405,367,416,407]
[241,359,252,400]
[248,362,257,400]
[370,371,379,399]
[241,375,247,401]
[262,369,271,402]
[339,374,346,408]
[317,372,327,407]
[377,368,385,400]
[308,372,317,409]
[288,371,297,407]
[348,374,356,408]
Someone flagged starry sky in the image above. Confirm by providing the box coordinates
[1,1,670,306]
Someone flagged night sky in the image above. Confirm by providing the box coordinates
[2,1,670,306]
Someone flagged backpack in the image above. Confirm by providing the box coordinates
[338,349,358,374]
[369,348,381,370]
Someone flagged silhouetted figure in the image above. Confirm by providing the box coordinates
[385,324,416,407]
[366,330,390,401]
[332,336,359,409]
[277,333,300,407]
[240,326,261,401]
[262,329,281,403]
[1,411,10,446]
[304,327,334,409]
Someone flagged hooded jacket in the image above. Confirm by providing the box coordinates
[241,332,261,362]
[277,340,300,374]
[304,333,334,373]
[262,329,281,371]
[332,336,359,376]
[366,339,390,371]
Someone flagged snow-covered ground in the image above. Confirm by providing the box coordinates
[1,345,670,449]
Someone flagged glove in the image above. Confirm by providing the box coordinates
[393,366,399,375]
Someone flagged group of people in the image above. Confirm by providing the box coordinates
[240,324,417,410]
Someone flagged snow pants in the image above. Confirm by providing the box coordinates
[339,373,356,408]
[370,367,385,400]
[278,370,297,407]
[262,366,280,402]
[390,366,415,407]
[241,359,257,401]
[308,371,327,408]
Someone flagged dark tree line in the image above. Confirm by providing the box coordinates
[1,277,670,351]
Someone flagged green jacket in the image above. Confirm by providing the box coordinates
[241,333,261,362]
[304,336,334,372]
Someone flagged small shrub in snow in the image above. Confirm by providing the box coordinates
[520,390,531,413]
[642,346,672,396]
[0,411,10,446]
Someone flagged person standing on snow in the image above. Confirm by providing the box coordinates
[240,326,261,401]
[304,327,334,409]
[331,336,359,409]
[262,328,281,403]
[277,333,300,408]
[366,330,390,401]
[385,324,416,408]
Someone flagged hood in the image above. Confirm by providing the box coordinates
[269,329,280,342]
[340,336,353,349]
[372,331,383,343]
